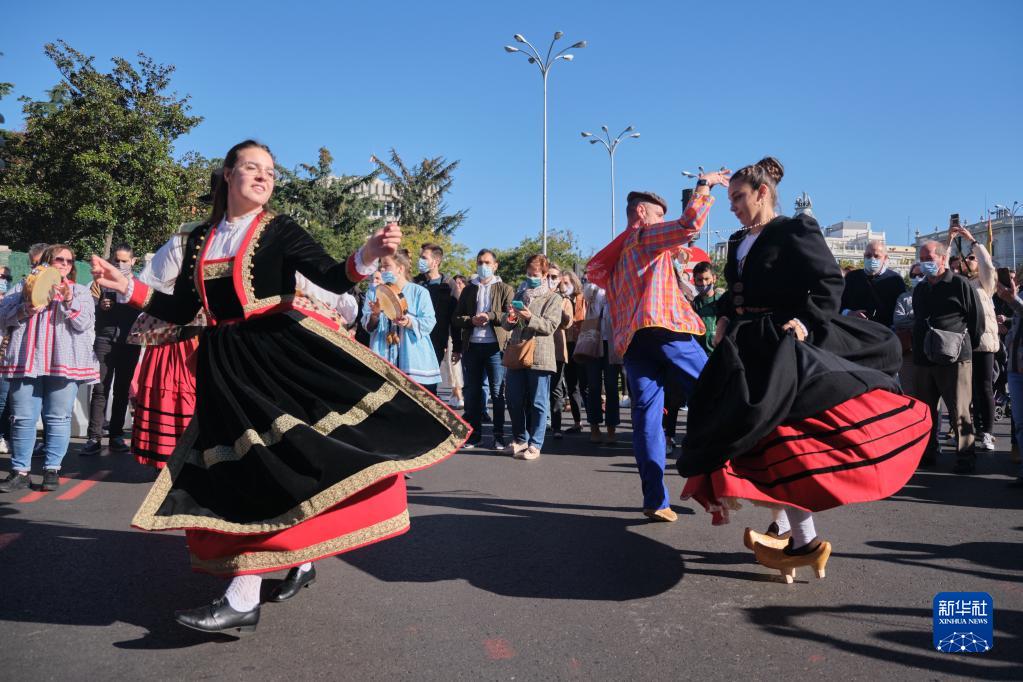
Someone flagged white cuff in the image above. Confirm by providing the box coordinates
[117,280,134,304]
[354,247,378,276]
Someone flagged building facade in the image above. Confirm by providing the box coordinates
[914,210,1023,271]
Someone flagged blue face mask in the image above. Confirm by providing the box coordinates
[417,258,430,274]
[525,276,543,289]
[477,264,494,281]
[863,257,882,274]
[0,278,8,294]
[381,271,397,285]
[920,261,940,277]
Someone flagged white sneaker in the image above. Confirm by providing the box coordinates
[0,437,7,455]
[979,433,996,452]
[620,396,631,408]
[505,441,527,456]
[520,445,541,460]
[449,397,464,409]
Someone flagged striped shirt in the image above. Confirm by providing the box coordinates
[607,193,714,356]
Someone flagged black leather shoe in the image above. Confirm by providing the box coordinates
[0,471,31,493]
[270,565,316,602]
[109,437,130,454]
[953,458,976,475]
[80,439,102,456]
[41,469,60,492]
[174,597,259,633]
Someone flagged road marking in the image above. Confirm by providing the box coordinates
[18,477,71,503]
[483,638,515,660]
[56,470,110,501]
[0,532,21,550]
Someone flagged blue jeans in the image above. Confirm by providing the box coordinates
[1006,373,1023,478]
[0,374,10,440]
[585,341,620,427]
[505,368,552,449]
[623,328,708,510]
[463,342,506,444]
[9,376,80,472]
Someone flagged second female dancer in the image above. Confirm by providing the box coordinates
[92,140,468,633]
[677,157,931,582]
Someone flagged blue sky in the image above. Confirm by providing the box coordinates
[2,0,1021,256]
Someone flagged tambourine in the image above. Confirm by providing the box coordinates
[376,282,408,321]
[23,264,64,307]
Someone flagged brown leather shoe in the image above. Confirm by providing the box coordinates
[642,507,679,522]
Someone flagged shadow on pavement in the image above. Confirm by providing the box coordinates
[0,506,236,650]
[341,492,684,601]
[892,470,1023,511]
[836,535,1023,583]
[744,604,1022,680]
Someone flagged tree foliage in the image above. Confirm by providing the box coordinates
[494,229,586,287]
[0,41,202,256]
[270,146,384,260]
[370,148,467,235]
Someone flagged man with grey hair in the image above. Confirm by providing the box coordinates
[911,239,984,473]
[840,239,905,327]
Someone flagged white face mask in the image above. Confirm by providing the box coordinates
[563,284,574,297]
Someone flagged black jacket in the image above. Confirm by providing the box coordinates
[840,268,906,328]
[413,273,457,359]
[717,214,843,332]
[93,286,141,343]
[911,269,984,366]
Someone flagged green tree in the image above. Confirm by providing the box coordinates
[0,41,202,257]
[397,226,475,278]
[494,229,585,288]
[271,146,384,261]
[370,148,467,235]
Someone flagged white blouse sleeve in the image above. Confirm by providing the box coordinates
[137,232,186,294]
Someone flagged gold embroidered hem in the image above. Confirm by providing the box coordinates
[187,510,411,575]
[131,311,469,535]
[202,261,233,280]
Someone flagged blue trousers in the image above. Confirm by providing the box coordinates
[9,376,80,472]
[623,328,708,510]
[462,342,506,444]
[505,369,552,449]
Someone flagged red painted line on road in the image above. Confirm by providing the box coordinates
[0,532,21,550]
[56,470,110,501]
[18,477,71,503]
[484,638,516,660]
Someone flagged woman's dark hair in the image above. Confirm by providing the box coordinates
[42,243,77,282]
[731,156,784,208]
[209,139,274,226]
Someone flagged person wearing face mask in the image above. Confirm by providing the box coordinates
[840,241,906,328]
[544,263,575,440]
[950,226,1000,453]
[413,244,458,367]
[500,254,565,459]
[560,270,587,432]
[691,261,722,354]
[911,238,984,474]
[363,251,442,394]
[892,262,924,395]
[0,267,11,455]
[81,243,142,457]
[452,249,515,450]
[0,244,99,493]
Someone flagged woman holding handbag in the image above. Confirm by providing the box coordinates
[501,254,563,460]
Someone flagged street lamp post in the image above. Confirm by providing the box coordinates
[580,125,640,239]
[994,201,1022,271]
[505,32,586,255]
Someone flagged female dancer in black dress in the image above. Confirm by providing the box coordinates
[677,157,930,582]
[93,140,468,632]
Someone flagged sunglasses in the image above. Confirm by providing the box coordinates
[51,256,72,265]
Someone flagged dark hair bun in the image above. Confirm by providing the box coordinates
[755,156,784,185]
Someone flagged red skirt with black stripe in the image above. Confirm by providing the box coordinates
[681,389,931,524]
[131,339,199,468]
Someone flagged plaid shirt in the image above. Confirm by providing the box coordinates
[608,193,714,356]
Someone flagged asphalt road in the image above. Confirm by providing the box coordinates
[1,407,1021,681]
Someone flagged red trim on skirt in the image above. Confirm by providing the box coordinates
[131,339,198,468]
[681,389,931,525]
[185,474,409,576]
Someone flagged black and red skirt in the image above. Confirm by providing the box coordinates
[681,388,931,524]
[132,338,199,469]
[131,311,469,576]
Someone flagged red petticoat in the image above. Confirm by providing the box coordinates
[681,389,931,525]
[185,474,409,576]
[131,339,198,468]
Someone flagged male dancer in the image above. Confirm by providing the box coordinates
[588,170,729,521]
